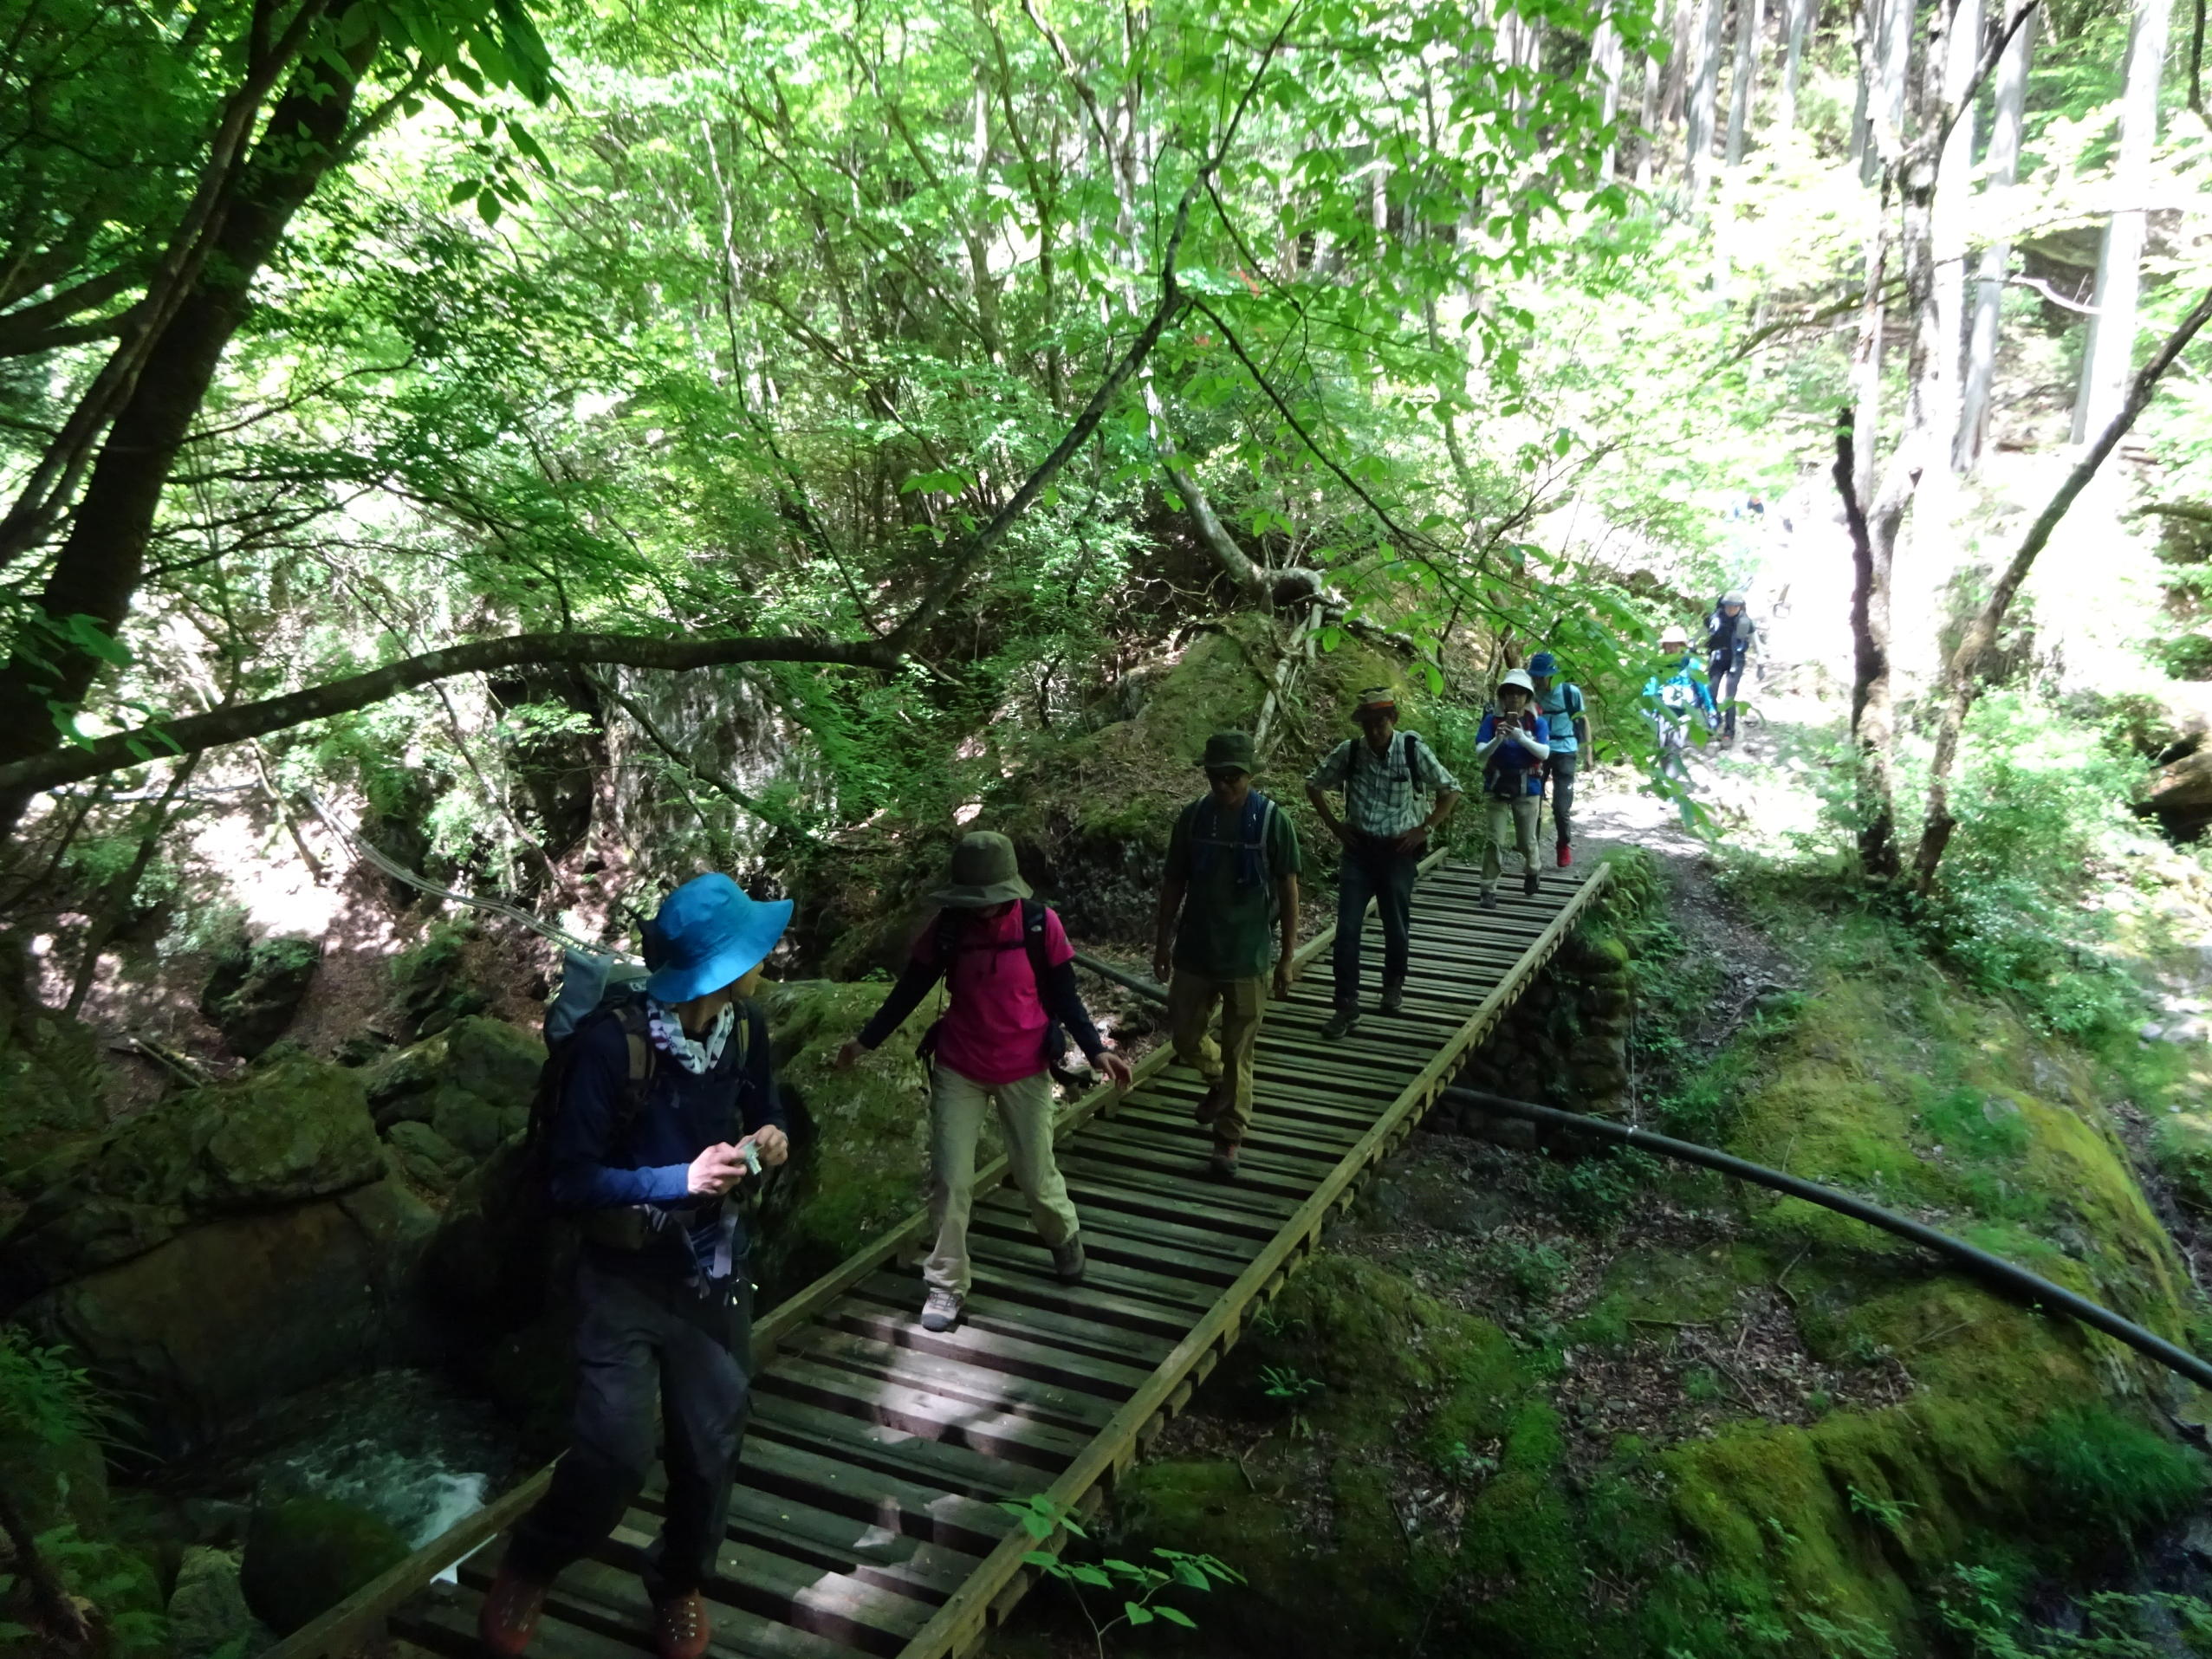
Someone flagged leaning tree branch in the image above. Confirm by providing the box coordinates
[1911,282,2212,893]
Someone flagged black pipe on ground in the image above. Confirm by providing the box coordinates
[1443,1086,2212,1395]
[1072,949,1169,1004]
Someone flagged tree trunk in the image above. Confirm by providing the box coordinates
[1596,0,1626,178]
[1851,0,1878,163]
[1862,0,1914,185]
[1664,0,1697,125]
[2072,0,2177,443]
[1957,2,2037,469]
[1688,0,1728,196]
[1917,285,2212,891]
[0,20,379,830]
[1837,408,1901,878]
[1782,0,1816,128]
[1727,0,1762,165]
[1851,226,1889,506]
[1638,46,1664,185]
[1930,0,1983,476]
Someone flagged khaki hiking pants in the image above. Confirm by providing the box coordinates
[924,1062,1080,1298]
[1481,798,1541,890]
[1167,970,1268,1146]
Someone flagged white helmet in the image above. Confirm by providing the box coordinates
[1659,625,1689,649]
[1722,591,1747,606]
[1498,668,1537,697]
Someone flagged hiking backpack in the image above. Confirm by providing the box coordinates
[919,898,1069,1069]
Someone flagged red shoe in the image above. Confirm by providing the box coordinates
[1556,843,1573,868]
[654,1589,713,1659]
[477,1564,548,1657]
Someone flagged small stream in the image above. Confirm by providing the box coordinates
[169,1367,524,1554]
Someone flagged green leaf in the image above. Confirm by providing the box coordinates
[477,189,502,225]
[1070,1565,1112,1588]
[1157,1606,1197,1629]
[1124,1603,1155,1625]
[449,178,481,204]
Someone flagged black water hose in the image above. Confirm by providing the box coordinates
[1067,954,2212,1392]
[1443,1086,2212,1394]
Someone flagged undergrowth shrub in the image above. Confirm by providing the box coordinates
[2017,1405,2205,1538]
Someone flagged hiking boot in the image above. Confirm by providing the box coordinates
[1523,868,1541,898]
[1192,1080,1227,1126]
[1051,1236,1087,1283]
[652,1590,712,1659]
[1556,843,1573,868]
[1379,982,1405,1015]
[1480,889,1499,911]
[477,1563,548,1658]
[1322,1005,1361,1040]
[920,1288,964,1332]
[1209,1142,1241,1181]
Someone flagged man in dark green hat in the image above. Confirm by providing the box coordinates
[1152,731,1301,1179]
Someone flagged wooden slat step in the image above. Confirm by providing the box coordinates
[1054,1134,1315,1202]
[757,1353,1093,1469]
[1053,1154,1302,1223]
[966,1205,1250,1286]
[606,1511,931,1655]
[819,1295,1154,1397]
[961,1260,1196,1340]
[782,1324,1120,1433]
[1055,1169,1292,1238]
[850,1272,1179,1367]
[638,1474,982,1599]
[748,1395,1041,1502]
[961,1235,1222,1312]
[996,1184,1273,1256]
[732,1430,1014,1554]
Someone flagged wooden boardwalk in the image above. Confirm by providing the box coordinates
[281,856,1609,1659]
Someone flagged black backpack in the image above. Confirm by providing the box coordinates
[917,899,1068,1069]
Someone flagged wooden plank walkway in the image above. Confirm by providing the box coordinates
[279,855,1609,1659]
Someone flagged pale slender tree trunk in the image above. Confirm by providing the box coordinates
[1851,0,1877,161]
[1862,0,1913,185]
[1782,0,1816,128]
[1958,3,2037,469]
[1664,0,1696,126]
[1638,49,1664,184]
[1688,0,1727,196]
[1930,0,1982,477]
[1728,0,1762,164]
[1596,0,1625,178]
[2072,0,2177,442]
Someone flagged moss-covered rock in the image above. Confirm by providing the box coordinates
[200,934,321,1060]
[169,1545,275,1659]
[751,978,940,1301]
[240,1496,410,1636]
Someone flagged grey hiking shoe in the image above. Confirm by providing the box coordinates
[1192,1080,1226,1126]
[1523,867,1541,898]
[1480,889,1499,911]
[1051,1236,1087,1283]
[1379,982,1405,1015]
[1209,1142,1241,1181]
[920,1288,963,1332]
[1323,1005,1361,1040]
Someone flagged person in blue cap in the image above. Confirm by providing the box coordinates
[1525,651,1590,867]
[481,873,791,1659]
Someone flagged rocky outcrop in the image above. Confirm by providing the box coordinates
[200,934,321,1059]
[169,1546,275,1659]
[28,1176,435,1453]
[1448,926,1635,1136]
[4,1053,386,1301]
[241,1495,411,1636]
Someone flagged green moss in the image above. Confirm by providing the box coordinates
[240,1496,410,1635]
[2019,1404,2207,1535]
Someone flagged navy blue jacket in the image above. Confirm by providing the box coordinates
[547,1000,785,1274]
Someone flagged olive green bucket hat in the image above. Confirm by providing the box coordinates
[1197,730,1258,774]
[931,830,1034,909]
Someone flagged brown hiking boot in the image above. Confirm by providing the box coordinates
[477,1563,548,1657]
[653,1589,713,1659]
[1209,1141,1241,1181]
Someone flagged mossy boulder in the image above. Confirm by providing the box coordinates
[101,1052,384,1215]
[751,979,939,1301]
[200,934,321,1060]
[0,990,109,1170]
[169,1545,275,1659]
[240,1496,410,1636]
[28,1174,434,1452]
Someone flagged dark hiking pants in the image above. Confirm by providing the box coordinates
[1546,750,1578,847]
[1333,836,1417,1008]
[506,1254,752,1599]
[1713,662,1746,737]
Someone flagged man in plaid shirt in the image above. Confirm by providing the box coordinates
[1305,687,1462,1038]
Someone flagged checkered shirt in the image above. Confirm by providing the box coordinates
[1306,731,1463,838]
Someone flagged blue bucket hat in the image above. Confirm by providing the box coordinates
[643,873,792,1003]
[1528,651,1559,677]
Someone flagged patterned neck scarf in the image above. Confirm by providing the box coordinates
[645,998,736,1076]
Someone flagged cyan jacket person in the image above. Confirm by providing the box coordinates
[482,874,791,1659]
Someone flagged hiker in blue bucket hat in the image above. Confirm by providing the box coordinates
[485,873,792,1659]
